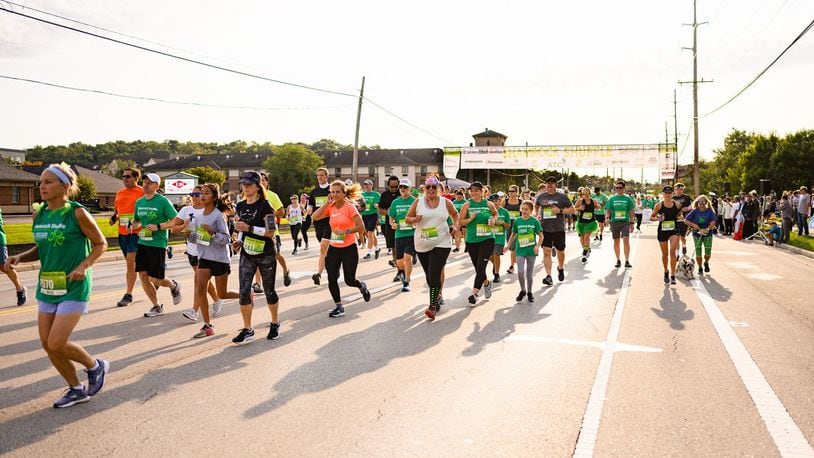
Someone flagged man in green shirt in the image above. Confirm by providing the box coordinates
[361,179,382,260]
[604,180,635,268]
[134,173,183,317]
[592,186,609,241]
[388,178,417,292]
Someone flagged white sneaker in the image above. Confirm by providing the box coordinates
[211,300,223,317]
[182,309,198,321]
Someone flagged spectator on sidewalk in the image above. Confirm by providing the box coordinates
[741,193,760,240]
[766,221,782,246]
[779,193,793,244]
[797,186,811,237]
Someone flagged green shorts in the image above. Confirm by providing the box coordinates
[576,220,599,236]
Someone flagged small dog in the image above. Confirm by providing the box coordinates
[678,255,696,280]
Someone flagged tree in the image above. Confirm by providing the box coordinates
[263,143,324,199]
[185,166,225,185]
[771,130,814,192]
[737,133,777,193]
[76,175,97,202]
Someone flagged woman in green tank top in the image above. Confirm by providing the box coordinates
[457,182,497,305]
[7,163,109,408]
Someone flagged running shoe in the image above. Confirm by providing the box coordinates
[704,262,710,273]
[182,309,198,321]
[424,307,436,320]
[86,359,109,396]
[312,273,321,285]
[388,260,396,268]
[193,323,214,338]
[360,282,371,302]
[374,248,381,259]
[527,293,534,302]
[167,246,173,259]
[211,300,223,317]
[362,253,372,261]
[292,249,298,256]
[624,261,632,269]
[232,328,255,345]
[144,304,164,317]
[516,291,526,302]
[558,268,565,282]
[484,280,492,299]
[468,295,477,305]
[387,248,392,256]
[670,276,677,285]
[16,286,27,306]
[439,297,445,306]
[663,272,670,284]
[581,256,587,263]
[493,274,501,283]
[582,249,588,257]
[412,255,417,265]
[542,275,553,286]
[614,260,622,268]
[599,234,603,241]
[170,280,182,305]
[53,386,89,409]
[267,323,280,340]
[116,293,132,307]
[328,305,345,318]
[393,273,401,282]
[304,243,309,251]
[284,271,292,287]
[401,284,411,293]
[452,248,459,253]
[698,266,704,276]
[252,282,263,293]
[682,246,687,255]
[506,265,515,274]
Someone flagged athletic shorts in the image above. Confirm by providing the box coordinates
[135,244,167,279]
[314,221,332,242]
[198,258,231,276]
[275,235,282,251]
[576,220,599,236]
[657,228,679,242]
[492,243,504,256]
[395,236,416,259]
[610,221,631,240]
[595,214,606,223]
[118,234,139,256]
[38,300,88,315]
[187,253,199,267]
[676,221,689,237]
[384,222,396,249]
[363,214,379,232]
[0,245,7,265]
[541,231,566,251]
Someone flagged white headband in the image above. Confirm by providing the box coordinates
[45,166,72,185]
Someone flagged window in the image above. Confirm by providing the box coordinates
[385,166,393,175]
[11,186,19,204]
[420,165,427,175]
[401,166,409,176]
[335,168,342,178]
[367,167,375,176]
[228,169,239,177]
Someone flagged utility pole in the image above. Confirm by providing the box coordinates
[352,76,365,183]
[679,0,712,196]
[673,89,679,184]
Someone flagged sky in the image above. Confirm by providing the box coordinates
[1,0,812,176]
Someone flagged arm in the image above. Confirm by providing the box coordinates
[650,203,662,221]
[68,208,108,282]
[207,216,232,246]
[312,203,330,222]
[457,202,472,228]
[404,200,421,225]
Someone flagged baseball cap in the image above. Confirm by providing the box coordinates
[469,181,484,189]
[398,178,411,187]
[497,191,505,197]
[425,176,440,187]
[488,193,500,201]
[363,179,373,185]
[144,173,161,184]
[663,185,674,193]
[545,176,558,183]
[239,171,261,185]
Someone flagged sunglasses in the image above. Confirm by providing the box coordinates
[508,190,517,193]
[426,185,438,190]
[189,192,201,197]
[615,186,624,189]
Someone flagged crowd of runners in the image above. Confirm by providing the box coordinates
[4,163,727,409]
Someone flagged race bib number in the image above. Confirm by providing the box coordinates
[139,229,153,241]
[379,214,386,224]
[476,224,492,237]
[119,213,133,227]
[509,211,520,219]
[315,196,327,207]
[40,271,67,295]
[289,215,301,225]
[330,231,347,244]
[398,220,413,231]
[661,220,676,231]
[196,227,211,246]
[542,207,556,219]
[581,211,593,220]
[243,237,266,255]
[420,227,439,240]
[614,210,627,220]
[518,232,535,248]
[493,225,504,236]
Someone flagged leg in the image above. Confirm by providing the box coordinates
[125,252,137,294]
[556,245,565,269]
[40,311,94,387]
[516,256,528,292]
[139,271,159,305]
[623,236,630,261]
[341,245,362,288]
[525,255,537,288]
[668,236,678,275]
[693,236,703,266]
[543,247,553,275]
[318,239,330,275]
[213,272,239,301]
[613,237,621,261]
[325,246,343,304]
[276,252,289,275]
[195,268,213,324]
[258,256,279,323]
[238,256,257,329]
[659,241,669,271]
[1,263,23,291]
[207,279,219,302]
[475,239,495,290]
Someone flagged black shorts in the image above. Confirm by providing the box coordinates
[395,236,416,259]
[117,234,139,256]
[657,228,679,242]
[595,214,606,223]
[135,244,166,279]
[187,253,199,267]
[198,258,231,276]
[363,214,378,232]
[314,220,332,242]
[677,221,689,237]
[384,222,396,249]
[541,231,566,251]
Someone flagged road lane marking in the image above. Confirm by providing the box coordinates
[507,335,662,353]
[692,278,813,457]
[572,233,639,458]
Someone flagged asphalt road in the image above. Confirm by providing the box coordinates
[1,223,812,457]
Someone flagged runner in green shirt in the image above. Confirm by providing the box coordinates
[604,180,636,268]
[488,193,511,284]
[388,179,417,291]
[592,187,609,241]
[451,189,467,252]
[457,182,497,305]
[361,179,382,260]
[503,200,543,302]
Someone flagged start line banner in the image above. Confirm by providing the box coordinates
[448,144,676,172]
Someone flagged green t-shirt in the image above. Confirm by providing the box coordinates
[592,193,609,210]
[606,194,635,222]
[465,199,495,243]
[134,193,178,248]
[494,207,511,245]
[0,208,6,246]
[33,201,92,302]
[361,191,381,216]
[388,196,416,239]
[512,216,542,257]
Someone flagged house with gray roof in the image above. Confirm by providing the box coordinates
[0,160,40,213]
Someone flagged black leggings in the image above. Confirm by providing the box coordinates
[417,247,451,288]
[326,244,362,304]
[467,238,495,289]
[301,215,312,246]
[290,223,302,247]
[635,213,643,230]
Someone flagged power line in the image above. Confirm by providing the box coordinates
[703,17,814,117]
[362,96,455,145]
[0,74,354,111]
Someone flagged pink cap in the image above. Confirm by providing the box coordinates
[425,176,440,186]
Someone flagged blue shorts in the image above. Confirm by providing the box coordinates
[0,245,7,265]
[118,234,139,256]
[38,300,89,315]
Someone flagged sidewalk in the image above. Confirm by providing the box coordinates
[12,245,189,272]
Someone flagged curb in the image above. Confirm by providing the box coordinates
[12,245,189,272]
[774,242,814,260]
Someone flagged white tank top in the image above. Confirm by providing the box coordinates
[414,196,452,252]
[288,205,302,224]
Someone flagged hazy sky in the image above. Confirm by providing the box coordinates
[1,0,812,171]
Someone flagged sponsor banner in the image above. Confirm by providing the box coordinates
[452,144,676,170]
[443,147,461,179]
[165,178,196,195]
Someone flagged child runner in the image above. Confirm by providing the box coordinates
[488,193,511,283]
[504,200,543,302]
[504,185,522,273]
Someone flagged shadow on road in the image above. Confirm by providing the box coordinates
[651,287,694,330]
